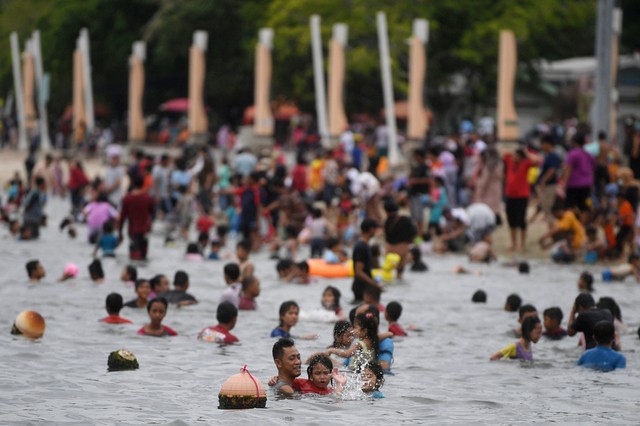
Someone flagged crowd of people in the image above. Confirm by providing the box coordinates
[6,117,638,401]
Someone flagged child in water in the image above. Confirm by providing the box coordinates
[238,276,260,310]
[542,307,567,340]
[121,265,137,287]
[361,361,385,398]
[93,222,118,258]
[100,293,132,324]
[578,271,594,292]
[271,301,300,338]
[198,301,239,344]
[138,297,177,337]
[490,316,542,361]
[124,279,151,308]
[292,355,345,395]
[327,312,379,371]
[321,286,345,319]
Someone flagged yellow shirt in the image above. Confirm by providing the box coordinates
[499,343,518,359]
[557,211,585,249]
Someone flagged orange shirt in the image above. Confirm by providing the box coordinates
[618,200,634,227]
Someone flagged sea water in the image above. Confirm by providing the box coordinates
[1,197,639,424]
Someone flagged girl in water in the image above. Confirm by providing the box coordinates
[490,316,541,361]
[292,355,346,395]
[270,301,300,338]
[138,297,177,337]
[361,361,385,398]
[327,312,379,371]
[321,286,345,320]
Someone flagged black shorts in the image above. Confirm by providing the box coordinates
[565,186,591,211]
[505,197,528,229]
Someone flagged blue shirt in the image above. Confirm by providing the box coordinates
[577,346,626,372]
[378,338,394,366]
[538,151,562,185]
[98,234,118,255]
[271,327,290,338]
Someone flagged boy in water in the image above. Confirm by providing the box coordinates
[220,263,242,307]
[515,304,538,337]
[26,260,46,282]
[236,240,255,279]
[542,307,567,340]
[100,293,132,324]
[577,320,626,371]
[239,276,260,310]
[385,301,407,337]
[198,301,239,344]
[159,271,198,307]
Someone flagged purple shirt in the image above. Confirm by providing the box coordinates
[565,148,595,188]
[85,201,118,230]
[515,342,533,361]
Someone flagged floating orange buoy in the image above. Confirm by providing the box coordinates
[11,310,45,339]
[218,365,267,409]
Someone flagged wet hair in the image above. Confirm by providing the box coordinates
[575,293,595,310]
[332,320,352,348]
[410,246,428,272]
[241,275,258,292]
[135,279,149,290]
[354,313,379,359]
[579,271,594,292]
[505,294,522,312]
[217,301,238,324]
[147,296,168,312]
[26,260,40,278]
[593,320,615,345]
[88,259,104,280]
[472,290,487,303]
[105,293,123,314]
[186,242,201,255]
[518,262,530,274]
[326,237,340,250]
[364,361,385,391]
[364,286,381,302]
[518,304,537,320]
[278,301,299,327]
[521,316,541,342]
[597,297,622,322]
[224,263,240,281]
[543,307,563,324]
[385,301,403,322]
[272,337,296,360]
[237,240,251,252]
[174,270,189,288]
[102,221,113,234]
[323,286,341,310]
[296,261,309,273]
[306,354,333,380]
[124,265,138,282]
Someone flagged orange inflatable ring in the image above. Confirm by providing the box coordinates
[307,259,354,278]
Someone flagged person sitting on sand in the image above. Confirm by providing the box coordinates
[538,202,585,263]
[100,293,132,324]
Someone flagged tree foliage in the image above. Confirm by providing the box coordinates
[0,0,636,129]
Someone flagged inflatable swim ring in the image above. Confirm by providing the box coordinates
[307,259,354,278]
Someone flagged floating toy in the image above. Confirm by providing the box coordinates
[11,310,45,339]
[108,349,139,372]
[218,365,266,409]
[308,253,401,282]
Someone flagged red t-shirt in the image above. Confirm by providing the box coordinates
[292,378,333,395]
[198,325,239,344]
[388,323,407,337]
[120,191,155,235]
[197,215,215,233]
[100,315,132,324]
[504,155,532,198]
[238,296,256,310]
[292,165,307,193]
[137,325,177,336]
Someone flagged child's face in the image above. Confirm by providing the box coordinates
[543,315,558,333]
[136,282,151,300]
[361,367,378,393]
[353,322,365,339]
[148,301,166,324]
[322,290,335,309]
[34,263,46,279]
[530,323,543,343]
[121,268,130,282]
[277,267,291,279]
[157,277,170,294]
[309,363,332,389]
[338,327,354,346]
[236,247,248,261]
[282,307,299,328]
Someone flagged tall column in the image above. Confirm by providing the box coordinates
[497,30,519,142]
[128,41,146,143]
[310,15,329,147]
[609,7,622,143]
[10,32,27,150]
[23,39,38,136]
[593,0,614,140]
[407,19,429,141]
[188,30,208,136]
[79,29,94,134]
[31,31,51,151]
[254,28,274,137]
[328,23,348,138]
[72,41,87,144]
[376,11,400,167]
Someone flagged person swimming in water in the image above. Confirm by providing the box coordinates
[490,316,541,361]
[137,297,177,337]
[292,354,345,395]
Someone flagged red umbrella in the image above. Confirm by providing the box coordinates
[160,98,189,112]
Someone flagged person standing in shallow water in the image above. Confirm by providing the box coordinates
[271,338,302,396]
[352,218,383,303]
[119,176,154,260]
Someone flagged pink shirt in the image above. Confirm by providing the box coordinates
[85,201,118,229]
